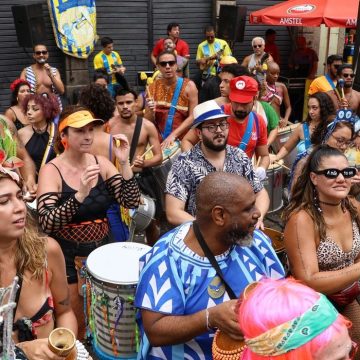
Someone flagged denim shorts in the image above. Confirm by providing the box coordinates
[56,237,109,284]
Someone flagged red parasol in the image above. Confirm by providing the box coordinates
[250,0,358,28]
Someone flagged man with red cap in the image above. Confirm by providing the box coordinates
[223,75,270,180]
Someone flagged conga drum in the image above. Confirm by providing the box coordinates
[272,123,300,171]
[262,161,284,213]
[86,242,151,359]
[212,330,246,360]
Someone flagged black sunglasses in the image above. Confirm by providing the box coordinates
[313,167,357,179]
[253,44,262,48]
[343,73,355,78]
[159,60,176,67]
[35,50,48,55]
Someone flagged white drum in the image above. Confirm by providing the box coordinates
[263,161,284,213]
[272,124,300,171]
[26,199,37,218]
[86,242,151,359]
[129,194,156,232]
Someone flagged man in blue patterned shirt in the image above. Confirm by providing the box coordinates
[165,100,269,228]
[135,172,284,360]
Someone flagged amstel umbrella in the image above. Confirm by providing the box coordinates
[250,0,358,28]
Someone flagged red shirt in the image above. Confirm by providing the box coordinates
[223,104,268,159]
[152,38,190,58]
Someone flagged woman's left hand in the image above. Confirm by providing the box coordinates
[113,134,130,164]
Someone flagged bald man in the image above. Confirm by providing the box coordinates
[135,172,285,360]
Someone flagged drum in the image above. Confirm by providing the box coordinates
[26,199,37,218]
[263,161,283,213]
[129,194,156,232]
[151,140,181,192]
[86,242,151,359]
[212,330,246,360]
[263,227,289,276]
[272,123,300,170]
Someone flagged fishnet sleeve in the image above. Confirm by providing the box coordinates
[105,174,141,208]
[37,192,81,234]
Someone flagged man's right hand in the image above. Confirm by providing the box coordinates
[208,300,244,340]
[17,338,64,360]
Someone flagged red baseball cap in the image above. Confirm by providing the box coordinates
[229,76,258,103]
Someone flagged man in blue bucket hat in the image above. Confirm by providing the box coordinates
[165,99,269,229]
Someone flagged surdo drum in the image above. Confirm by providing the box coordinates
[86,242,151,359]
[262,161,284,213]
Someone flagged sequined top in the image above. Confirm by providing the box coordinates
[317,221,360,271]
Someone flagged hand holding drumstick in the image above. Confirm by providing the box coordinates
[131,145,154,169]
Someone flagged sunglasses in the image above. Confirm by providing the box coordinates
[253,44,263,48]
[158,60,176,67]
[35,50,48,55]
[313,167,357,179]
[201,121,229,133]
[343,73,355,78]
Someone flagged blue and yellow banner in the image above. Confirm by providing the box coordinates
[47,0,98,59]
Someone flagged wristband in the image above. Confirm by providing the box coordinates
[206,308,216,331]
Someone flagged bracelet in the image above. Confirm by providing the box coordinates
[206,308,215,331]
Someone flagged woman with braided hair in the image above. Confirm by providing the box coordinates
[284,145,360,352]
[36,105,140,337]
[0,166,76,360]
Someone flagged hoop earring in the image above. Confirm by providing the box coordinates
[313,187,322,213]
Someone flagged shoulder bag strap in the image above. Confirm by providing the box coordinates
[193,221,237,299]
[129,116,143,163]
[162,77,184,139]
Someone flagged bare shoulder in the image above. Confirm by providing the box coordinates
[185,79,197,93]
[142,117,158,132]
[45,236,63,257]
[285,209,313,230]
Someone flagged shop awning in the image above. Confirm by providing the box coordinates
[250,0,358,28]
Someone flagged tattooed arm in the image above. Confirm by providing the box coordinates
[47,237,78,335]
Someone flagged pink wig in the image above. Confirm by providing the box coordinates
[239,278,351,360]
[22,93,60,122]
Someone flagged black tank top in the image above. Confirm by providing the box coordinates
[25,126,56,174]
[50,158,113,222]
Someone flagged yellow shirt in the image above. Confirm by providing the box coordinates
[196,38,232,76]
[93,50,122,84]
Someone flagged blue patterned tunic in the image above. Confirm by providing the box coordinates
[135,222,285,360]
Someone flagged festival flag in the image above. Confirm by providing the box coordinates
[47,0,98,59]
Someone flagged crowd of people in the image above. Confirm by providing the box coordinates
[1,20,360,360]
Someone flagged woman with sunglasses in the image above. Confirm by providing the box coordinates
[289,116,354,194]
[270,92,335,164]
[18,93,60,176]
[36,106,140,337]
[0,166,77,360]
[284,144,360,348]
[238,278,355,360]
[4,79,31,130]
[20,44,64,111]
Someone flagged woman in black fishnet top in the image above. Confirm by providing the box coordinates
[36,105,140,337]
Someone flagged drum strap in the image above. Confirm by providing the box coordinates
[193,221,237,300]
[162,77,184,140]
[238,112,259,153]
[129,117,143,164]
[302,123,311,150]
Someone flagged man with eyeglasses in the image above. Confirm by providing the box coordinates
[327,64,360,117]
[241,37,273,82]
[165,99,269,228]
[145,50,198,148]
[20,43,64,110]
[308,54,343,95]
[196,25,232,82]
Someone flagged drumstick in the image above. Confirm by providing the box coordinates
[274,160,291,171]
[130,145,154,168]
